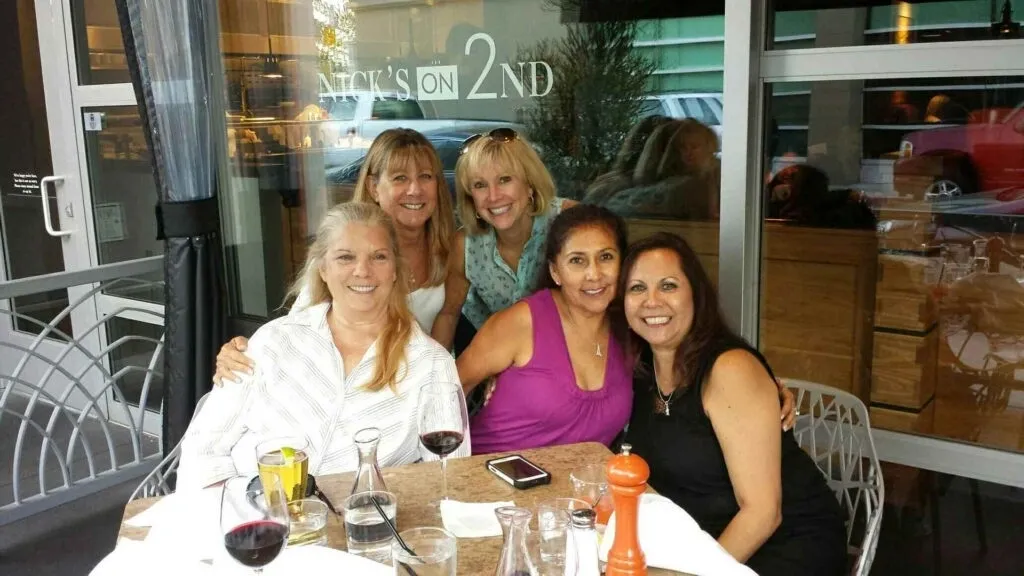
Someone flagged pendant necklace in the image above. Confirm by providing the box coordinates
[653,364,674,416]
[595,342,603,357]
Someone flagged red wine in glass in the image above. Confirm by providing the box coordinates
[420,430,464,457]
[221,475,290,574]
[224,520,288,568]
[417,381,469,503]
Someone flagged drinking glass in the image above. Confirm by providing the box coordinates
[344,490,397,564]
[532,505,577,576]
[287,498,328,546]
[973,238,990,259]
[256,436,309,503]
[220,475,290,574]
[417,381,469,503]
[391,527,457,576]
[570,463,612,525]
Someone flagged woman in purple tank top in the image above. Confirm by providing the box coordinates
[457,205,635,454]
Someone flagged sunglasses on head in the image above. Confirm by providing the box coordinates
[461,127,519,154]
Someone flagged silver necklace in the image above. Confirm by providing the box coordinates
[652,364,674,416]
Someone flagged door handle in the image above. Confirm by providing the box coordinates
[39,175,72,237]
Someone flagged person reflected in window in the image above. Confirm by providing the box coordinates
[213,128,455,384]
[766,164,876,230]
[178,203,469,490]
[597,119,721,221]
[431,129,578,351]
[620,232,846,575]
[584,115,673,206]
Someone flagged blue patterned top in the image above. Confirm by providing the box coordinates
[462,197,567,329]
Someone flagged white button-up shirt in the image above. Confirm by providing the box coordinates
[177,302,469,490]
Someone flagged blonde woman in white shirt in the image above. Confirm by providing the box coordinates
[212,128,454,385]
[177,203,469,490]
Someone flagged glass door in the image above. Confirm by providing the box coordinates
[0,0,163,438]
[0,0,100,418]
[66,0,165,435]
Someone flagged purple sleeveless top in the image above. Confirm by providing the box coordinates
[470,289,634,455]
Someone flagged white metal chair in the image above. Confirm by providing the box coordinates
[128,392,210,501]
[783,379,884,576]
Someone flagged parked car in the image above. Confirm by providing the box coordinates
[894,103,1024,201]
[319,91,517,142]
[639,93,724,145]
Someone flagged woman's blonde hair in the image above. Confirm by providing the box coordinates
[287,202,414,393]
[455,132,557,235]
[351,128,454,286]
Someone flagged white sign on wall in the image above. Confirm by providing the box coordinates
[318,32,553,103]
[95,202,126,243]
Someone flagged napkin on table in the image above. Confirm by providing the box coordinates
[439,499,515,538]
[89,538,216,576]
[91,538,391,576]
[599,493,757,576]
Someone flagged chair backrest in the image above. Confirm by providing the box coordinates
[128,392,211,502]
[783,378,884,576]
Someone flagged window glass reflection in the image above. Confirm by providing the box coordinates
[218,0,725,320]
[762,77,1024,455]
[71,0,132,85]
[770,0,1022,50]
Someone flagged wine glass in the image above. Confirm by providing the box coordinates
[220,475,290,574]
[417,381,469,503]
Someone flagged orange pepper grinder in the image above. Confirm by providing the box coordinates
[605,443,649,576]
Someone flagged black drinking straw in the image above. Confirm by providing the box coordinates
[369,494,418,576]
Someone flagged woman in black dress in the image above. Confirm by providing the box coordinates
[618,232,847,575]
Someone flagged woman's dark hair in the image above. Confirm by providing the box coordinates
[618,232,742,389]
[537,204,631,350]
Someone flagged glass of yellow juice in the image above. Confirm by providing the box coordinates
[256,436,310,503]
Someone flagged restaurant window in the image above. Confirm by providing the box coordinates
[81,106,163,303]
[759,75,1024,456]
[769,0,1022,49]
[216,0,728,322]
[71,0,133,85]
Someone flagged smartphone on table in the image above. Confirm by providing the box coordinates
[486,454,552,489]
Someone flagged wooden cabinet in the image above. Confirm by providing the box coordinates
[871,330,938,409]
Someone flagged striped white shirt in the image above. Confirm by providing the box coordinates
[177,302,470,490]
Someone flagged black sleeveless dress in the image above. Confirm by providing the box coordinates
[623,338,847,575]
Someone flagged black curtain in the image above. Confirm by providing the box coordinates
[116,0,225,453]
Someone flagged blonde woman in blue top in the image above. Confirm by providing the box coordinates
[432,129,577,350]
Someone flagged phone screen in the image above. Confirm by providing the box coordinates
[492,457,546,480]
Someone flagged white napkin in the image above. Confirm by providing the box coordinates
[214,545,393,575]
[438,499,514,538]
[89,539,216,576]
[142,489,224,563]
[91,539,391,576]
[599,494,757,576]
[125,488,222,527]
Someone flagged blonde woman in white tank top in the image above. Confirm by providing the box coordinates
[213,129,456,385]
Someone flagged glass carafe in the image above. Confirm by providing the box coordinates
[349,427,388,495]
[494,506,537,576]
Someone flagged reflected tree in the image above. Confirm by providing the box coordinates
[518,0,655,199]
[313,0,356,74]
